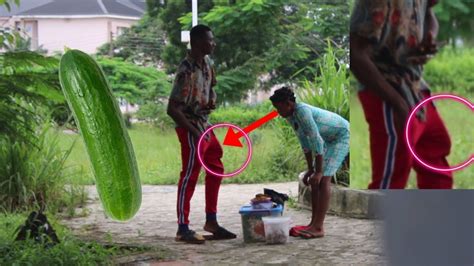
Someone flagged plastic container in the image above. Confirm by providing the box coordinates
[239,204,283,243]
[251,201,273,210]
[262,216,291,244]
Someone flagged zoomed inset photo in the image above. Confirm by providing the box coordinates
[350,0,473,189]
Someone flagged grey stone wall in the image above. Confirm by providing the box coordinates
[297,172,384,219]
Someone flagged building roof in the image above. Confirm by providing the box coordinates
[0,0,145,19]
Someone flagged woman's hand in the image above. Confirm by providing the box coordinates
[302,169,315,186]
[308,172,323,186]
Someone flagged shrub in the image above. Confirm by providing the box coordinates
[424,47,474,94]
[271,41,350,186]
[135,103,175,131]
[0,213,123,265]
[209,102,274,128]
[0,122,86,215]
[296,41,350,121]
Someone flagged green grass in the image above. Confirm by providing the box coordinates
[58,124,297,185]
[0,212,114,265]
[350,95,473,189]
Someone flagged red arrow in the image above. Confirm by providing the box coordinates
[223,110,279,147]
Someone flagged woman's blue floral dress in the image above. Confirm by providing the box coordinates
[287,103,350,176]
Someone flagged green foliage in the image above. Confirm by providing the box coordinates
[0,122,86,214]
[296,42,350,121]
[118,0,350,105]
[146,0,165,17]
[424,47,474,94]
[271,43,350,186]
[198,0,302,102]
[434,0,474,45]
[153,0,349,103]
[0,51,63,142]
[0,0,19,13]
[209,102,273,127]
[0,238,115,265]
[215,58,265,104]
[0,213,132,265]
[96,57,171,105]
[58,125,298,185]
[135,103,174,130]
[276,1,350,82]
[0,2,84,214]
[269,116,307,180]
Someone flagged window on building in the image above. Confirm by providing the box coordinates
[116,26,127,36]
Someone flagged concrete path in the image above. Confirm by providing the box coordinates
[62,182,386,265]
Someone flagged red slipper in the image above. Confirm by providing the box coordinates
[289,225,310,237]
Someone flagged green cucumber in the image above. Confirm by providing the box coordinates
[59,49,141,221]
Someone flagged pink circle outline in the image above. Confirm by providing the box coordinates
[405,93,473,172]
[197,123,253,178]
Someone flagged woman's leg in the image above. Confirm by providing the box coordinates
[308,179,319,227]
[306,176,331,237]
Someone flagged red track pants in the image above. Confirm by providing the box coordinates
[359,89,453,189]
[175,127,224,225]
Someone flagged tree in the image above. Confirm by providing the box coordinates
[434,0,474,46]
[263,2,350,86]
[95,57,174,128]
[98,0,349,104]
[96,57,171,106]
[97,14,166,67]
[179,0,350,103]
[146,0,165,17]
[0,50,63,141]
[1,0,62,139]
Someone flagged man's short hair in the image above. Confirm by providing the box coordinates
[190,24,212,45]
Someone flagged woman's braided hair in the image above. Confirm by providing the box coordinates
[270,86,296,103]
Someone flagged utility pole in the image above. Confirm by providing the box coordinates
[181,0,198,43]
[192,0,197,26]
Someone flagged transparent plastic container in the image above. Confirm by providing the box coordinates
[262,216,291,244]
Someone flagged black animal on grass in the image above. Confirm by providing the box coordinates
[15,211,60,246]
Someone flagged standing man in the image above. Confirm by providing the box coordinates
[350,0,453,189]
[167,25,236,244]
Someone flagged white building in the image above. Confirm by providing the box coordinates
[0,0,146,54]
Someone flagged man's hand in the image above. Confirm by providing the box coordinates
[406,54,434,65]
[419,31,438,55]
[308,172,323,186]
[207,101,216,110]
[302,169,315,186]
[202,102,216,115]
[393,100,410,133]
[407,32,437,65]
[191,128,203,141]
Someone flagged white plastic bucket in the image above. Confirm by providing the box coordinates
[261,216,290,244]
